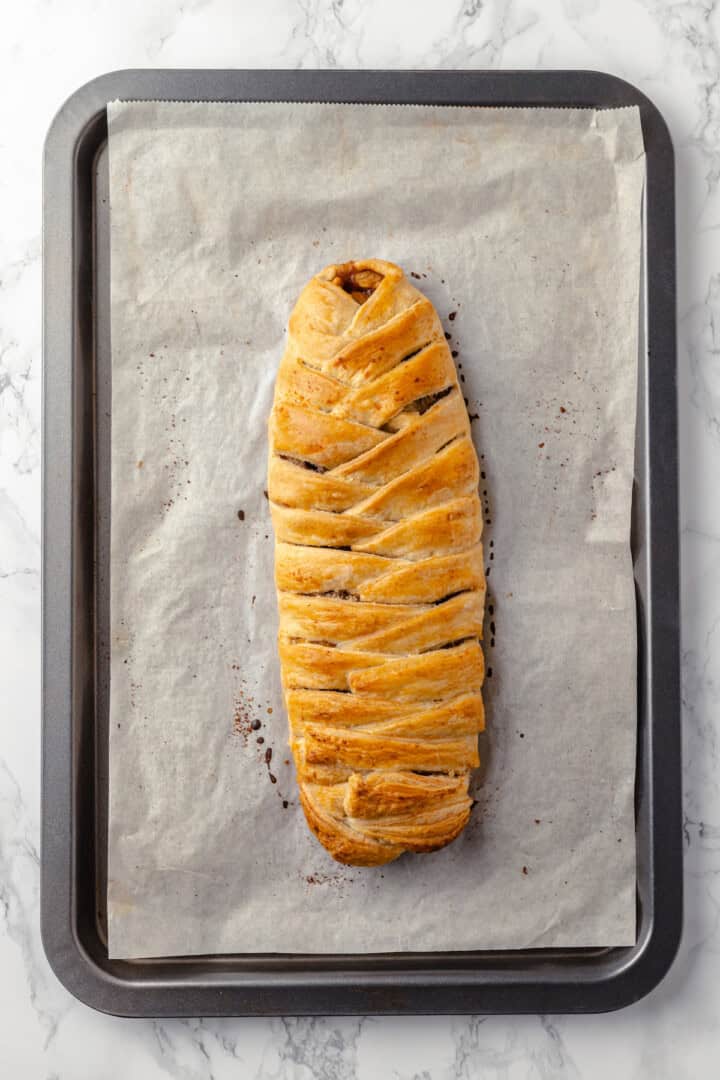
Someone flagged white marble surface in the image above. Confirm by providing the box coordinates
[1,0,718,1075]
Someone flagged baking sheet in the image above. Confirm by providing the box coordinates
[106,101,644,959]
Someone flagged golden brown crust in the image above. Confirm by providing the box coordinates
[268,259,485,866]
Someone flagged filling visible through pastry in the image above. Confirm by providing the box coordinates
[268,259,486,866]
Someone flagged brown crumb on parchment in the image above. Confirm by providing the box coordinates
[304,868,355,891]
[231,683,290,800]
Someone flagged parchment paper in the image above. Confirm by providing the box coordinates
[106,101,644,958]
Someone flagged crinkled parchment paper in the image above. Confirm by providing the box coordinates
[106,101,644,958]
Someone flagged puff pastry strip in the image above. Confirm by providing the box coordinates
[268,259,486,866]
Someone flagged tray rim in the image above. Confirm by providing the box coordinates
[41,66,681,1017]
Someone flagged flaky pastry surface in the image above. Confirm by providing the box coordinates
[268,260,486,866]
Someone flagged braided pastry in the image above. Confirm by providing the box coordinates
[268,259,486,866]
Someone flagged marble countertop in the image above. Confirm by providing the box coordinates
[1,0,718,1076]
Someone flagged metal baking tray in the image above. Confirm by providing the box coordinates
[42,68,681,1016]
